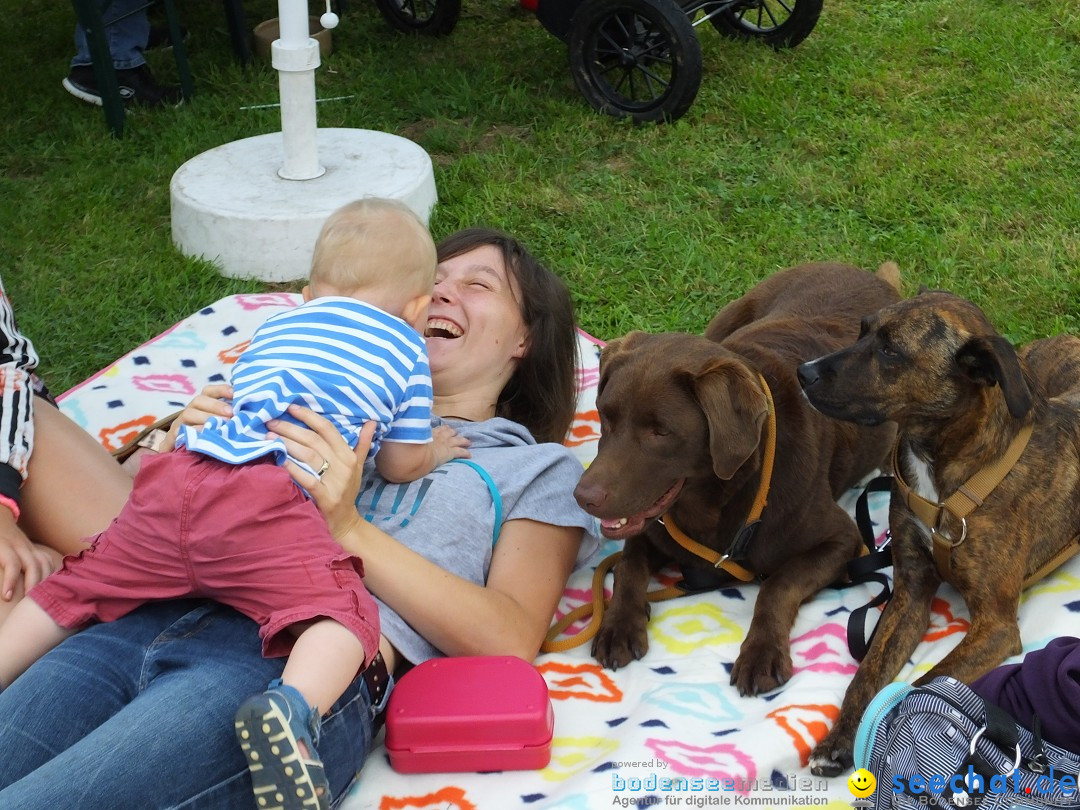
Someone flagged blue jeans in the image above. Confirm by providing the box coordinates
[0,600,380,809]
[72,0,149,70]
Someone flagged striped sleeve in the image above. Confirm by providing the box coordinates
[0,277,39,498]
[383,345,434,444]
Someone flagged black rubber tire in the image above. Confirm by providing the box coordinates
[568,0,703,123]
[708,0,822,48]
[373,0,461,35]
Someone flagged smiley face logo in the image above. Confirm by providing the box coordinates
[848,768,876,798]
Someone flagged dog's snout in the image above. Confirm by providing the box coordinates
[574,479,610,513]
[797,361,821,390]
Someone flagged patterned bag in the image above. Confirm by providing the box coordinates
[855,676,1080,809]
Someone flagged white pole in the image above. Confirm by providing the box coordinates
[272,0,324,180]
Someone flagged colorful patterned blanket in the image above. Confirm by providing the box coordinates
[59,294,1080,810]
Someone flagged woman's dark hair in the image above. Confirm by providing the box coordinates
[436,227,578,445]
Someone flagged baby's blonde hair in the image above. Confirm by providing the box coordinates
[310,199,436,299]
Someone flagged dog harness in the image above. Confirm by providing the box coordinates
[891,422,1080,586]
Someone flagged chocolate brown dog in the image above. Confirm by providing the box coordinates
[798,290,1080,776]
[574,263,900,696]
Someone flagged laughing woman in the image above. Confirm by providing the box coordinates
[0,228,595,810]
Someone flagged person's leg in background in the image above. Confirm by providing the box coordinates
[63,0,181,108]
[18,400,132,556]
[0,400,133,627]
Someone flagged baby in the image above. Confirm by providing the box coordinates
[0,198,467,809]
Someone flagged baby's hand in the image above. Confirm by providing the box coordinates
[432,424,471,466]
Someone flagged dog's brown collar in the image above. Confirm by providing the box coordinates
[891,422,1033,581]
[660,374,776,583]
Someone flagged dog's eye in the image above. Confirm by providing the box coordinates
[651,427,671,438]
[880,345,899,359]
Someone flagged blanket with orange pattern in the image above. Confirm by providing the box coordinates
[58,294,1080,810]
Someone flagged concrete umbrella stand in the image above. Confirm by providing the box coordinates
[170,0,437,282]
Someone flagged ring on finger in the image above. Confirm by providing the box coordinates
[317,458,331,477]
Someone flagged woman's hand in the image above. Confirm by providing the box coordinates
[267,406,375,540]
[160,384,235,452]
[0,508,56,600]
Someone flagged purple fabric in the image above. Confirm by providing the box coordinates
[970,636,1080,753]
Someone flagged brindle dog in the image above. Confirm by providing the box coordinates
[574,263,900,696]
[798,290,1080,776]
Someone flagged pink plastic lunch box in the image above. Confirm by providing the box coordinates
[384,655,554,773]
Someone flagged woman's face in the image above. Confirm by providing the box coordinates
[426,244,529,398]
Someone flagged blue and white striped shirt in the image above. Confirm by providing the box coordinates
[179,297,432,475]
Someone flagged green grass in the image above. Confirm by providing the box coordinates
[2,0,1078,393]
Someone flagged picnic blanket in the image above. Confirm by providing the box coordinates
[58,293,1080,810]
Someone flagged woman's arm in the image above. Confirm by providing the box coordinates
[0,280,136,607]
[0,281,38,493]
[0,283,93,605]
[269,404,582,661]
[342,517,580,660]
[0,282,43,599]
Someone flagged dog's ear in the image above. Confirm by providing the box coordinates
[691,359,769,480]
[598,332,646,393]
[956,335,1033,418]
[875,261,902,295]
[599,331,649,369]
[598,337,623,373]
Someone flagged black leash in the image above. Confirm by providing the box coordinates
[844,476,893,661]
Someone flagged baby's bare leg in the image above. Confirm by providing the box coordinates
[0,597,76,688]
[235,620,365,808]
[283,619,367,715]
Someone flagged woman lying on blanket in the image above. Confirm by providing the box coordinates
[0,228,595,809]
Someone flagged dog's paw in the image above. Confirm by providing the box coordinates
[808,735,854,777]
[592,624,649,670]
[730,642,792,696]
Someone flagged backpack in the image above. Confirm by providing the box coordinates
[854,676,1080,809]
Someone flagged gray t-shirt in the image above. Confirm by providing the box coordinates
[356,416,598,665]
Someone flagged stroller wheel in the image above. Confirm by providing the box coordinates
[568,0,702,123]
[374,0,461,35]
[706,0,822,48]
